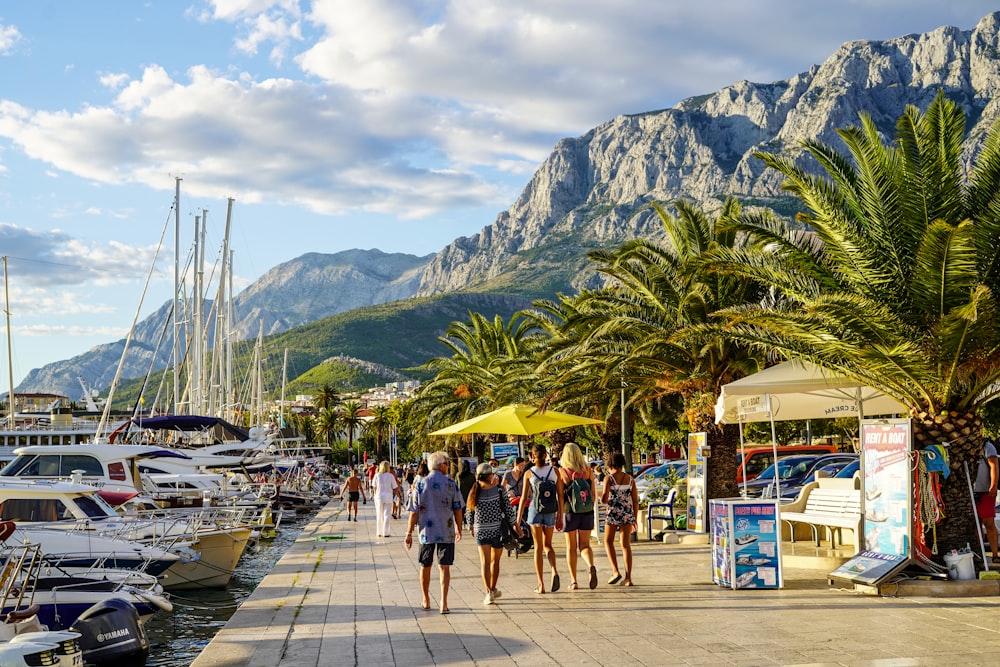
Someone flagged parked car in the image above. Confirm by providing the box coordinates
[742,453,859,499]
[736,444,839,483]
[833,459,860,479]
[636,459,688,504]
[631,463,660,477]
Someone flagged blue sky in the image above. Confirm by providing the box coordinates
[0,1,993,389]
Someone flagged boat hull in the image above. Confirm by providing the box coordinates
[158,527,253,590]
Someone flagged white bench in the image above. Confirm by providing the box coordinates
[781,478,861,550]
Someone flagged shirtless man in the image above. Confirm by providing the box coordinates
[342,468,367,521]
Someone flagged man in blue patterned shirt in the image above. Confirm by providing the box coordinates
[405,450,465,613]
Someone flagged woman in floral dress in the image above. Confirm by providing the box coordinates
[601,452,639,586]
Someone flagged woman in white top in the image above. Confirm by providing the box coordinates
[516,444,564,594]
[373,460,399,538]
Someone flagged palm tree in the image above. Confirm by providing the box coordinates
[316,408,342,463]
[313,384,340,413]
[410,311,545,447]
[536,198,767,500]
[340,401,366,464]
[709,92,1000,554]
[365,404,392,460]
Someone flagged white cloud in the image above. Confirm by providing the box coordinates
[0,223,161,287]
[0,1,993,231]
[0,23,22,54]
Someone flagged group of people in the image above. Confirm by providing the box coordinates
[403,444,639,613]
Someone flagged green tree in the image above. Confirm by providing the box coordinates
[340,401,366,465]
[316,408,342,451]
[536,198,766,500]
[313,384,341,412]
[410,311,545,449]
[365,404,392,460]
[711,92,1000,555]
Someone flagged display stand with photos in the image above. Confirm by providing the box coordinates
[711,498,783,589]
[829,419,936,586]
[687,432,708,533]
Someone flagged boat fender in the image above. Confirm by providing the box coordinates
[133,590,173,614]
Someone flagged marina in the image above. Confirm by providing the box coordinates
[145,510,315,667]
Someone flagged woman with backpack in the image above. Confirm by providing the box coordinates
[517,444,564,593]
[558,442,599,589]
[601,452,639,586]
[467,462,522,604]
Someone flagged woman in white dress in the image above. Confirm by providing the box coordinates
[373,460,399,537]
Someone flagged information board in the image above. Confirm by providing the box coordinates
[687,432,707,533]
[829,550,909,585]
[711,498,782,589]
[861,420,911,556]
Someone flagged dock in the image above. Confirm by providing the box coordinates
[192,500,1000,666]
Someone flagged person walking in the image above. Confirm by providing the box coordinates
[456,459,476,526]
[601,452,639,586]
[467,462,521,604]
[373,461,399,537]
[517,444,563,593]
[342,468,367,521]
[405,451,465,614]
[557,442,599,590]
[502,456,527,501]
[975,437,999,564]
[410,459,429,506]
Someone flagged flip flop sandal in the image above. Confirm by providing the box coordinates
[550,573,560,593]
[533,586,546,594]
[607,574,622,585]
[440,608,450,614]
[569,582,579,590]
[589,566,598,590]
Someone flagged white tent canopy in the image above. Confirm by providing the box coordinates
[715,360,907,425]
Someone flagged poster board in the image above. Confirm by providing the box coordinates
[829,419,931,586]
[687,432,707,533]
[861,420,912,556]
[829,550,909,585]
[490,443,520,471]
[711,498,782,589]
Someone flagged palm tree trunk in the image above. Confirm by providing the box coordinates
[686,392,739,502]
[912,410,983,559]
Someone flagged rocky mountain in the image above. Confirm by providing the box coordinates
[19,249,432,398]
[19,12,1000,400]
[415,12,1000,296]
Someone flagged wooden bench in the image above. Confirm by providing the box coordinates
[780,478,861,550]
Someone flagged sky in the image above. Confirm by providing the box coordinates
[0,1,993,390]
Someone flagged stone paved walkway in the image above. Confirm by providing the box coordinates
[191,499,1000,667]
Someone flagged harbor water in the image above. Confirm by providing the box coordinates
[144,510,318,667]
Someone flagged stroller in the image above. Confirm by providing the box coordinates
[503,497,533,558]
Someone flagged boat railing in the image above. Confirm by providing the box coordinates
[0,543,42,613]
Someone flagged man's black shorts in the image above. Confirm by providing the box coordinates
[348,491,360,502]
[418,542,455,567]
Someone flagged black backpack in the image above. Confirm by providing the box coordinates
[530,468,558,514]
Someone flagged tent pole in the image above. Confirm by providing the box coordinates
[739,421,747,497]
[768,394,780,499]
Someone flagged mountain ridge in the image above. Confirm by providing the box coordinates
[18,12,1000,399]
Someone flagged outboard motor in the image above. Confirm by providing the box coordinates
[69,598,148,667]
[11,631,83,667]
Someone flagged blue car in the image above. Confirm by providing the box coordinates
[742,453,858,499]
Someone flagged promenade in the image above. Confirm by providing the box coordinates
[192,499,1000,667]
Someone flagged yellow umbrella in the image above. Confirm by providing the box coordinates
[429,404,604,436]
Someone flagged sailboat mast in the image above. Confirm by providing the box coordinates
[3,257,13,429]
[173,177,182,414]
[280,347,288,427]
[192,213,202,415]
